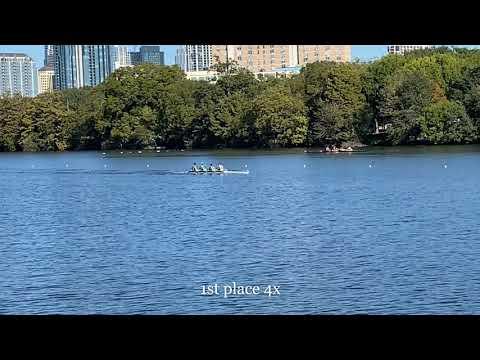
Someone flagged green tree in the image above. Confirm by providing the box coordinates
[252,85,308,147]
[379,70,446,144]
[0,96,25,151]
[419,100,476,144]
[304,62,366,146]
[100,64,186,149]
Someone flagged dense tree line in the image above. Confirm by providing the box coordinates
[2,47,480,152]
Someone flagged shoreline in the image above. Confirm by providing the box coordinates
[2,143,480,155]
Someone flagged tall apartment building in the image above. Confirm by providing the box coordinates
[212,45,299,73]
[0,53,36,97]
[53,45,114,90]
[387,45,432,55]
[37,66,54,94]
[178,45,352,74]
[44,45,55,67]
[129,46,164,66]
[297,45,351,65]
[176,45,213,72]
[111,45,131,70]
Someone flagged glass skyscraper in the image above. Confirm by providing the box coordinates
[44,45,55,67]
[53,45,114,90]
[129,46,164,66]
[111,45,131,70]
[0,53,37,97]
[139,46,164,65]
[129,51,142,66]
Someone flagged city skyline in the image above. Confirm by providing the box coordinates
[0,45,450,68]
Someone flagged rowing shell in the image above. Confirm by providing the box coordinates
[188,169,249,175]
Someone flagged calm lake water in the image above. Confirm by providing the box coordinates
[1,145,480,314]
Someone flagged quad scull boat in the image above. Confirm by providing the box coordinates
[188,169,249,175]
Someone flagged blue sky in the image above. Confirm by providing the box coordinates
[1,45,478,67]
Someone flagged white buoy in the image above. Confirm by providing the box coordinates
[156,150,160,153]
[120,151,123,154]
[138,151,142,154]
[102,152,106,155]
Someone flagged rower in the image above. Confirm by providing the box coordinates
[200,163,207,172]
[209,163,216,172]
[217,163,224,172]
[191,162,199,172]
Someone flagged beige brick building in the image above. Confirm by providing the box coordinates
[212,45,298,73]
[37,66,54,94]
[211,45,351,73]
[297,45,351,65]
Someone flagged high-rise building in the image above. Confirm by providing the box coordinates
[178,45,352,74]
[37,66,54,94]
[297,45,351,64]
[176,45,213,72]
[387,45,432,55]
[129,51,142,66]
[44,45,55,67]
[210,45,351,73]
[0,53,36,97]
[139,46,164,65]
[212,45,300,73]
[175,46,185,70]
[53,45,114,90]
[111,45,131,70]
[129,46,165,66]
